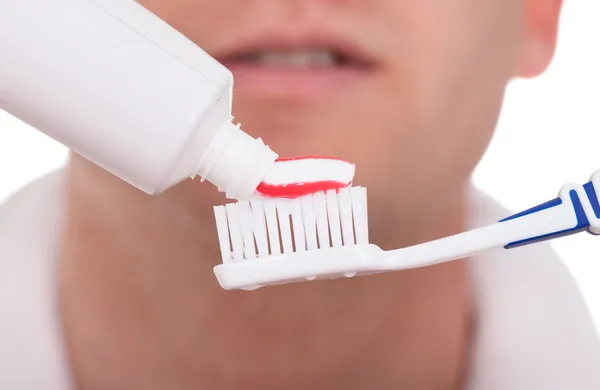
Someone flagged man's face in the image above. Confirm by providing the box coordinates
[140,0,523,213]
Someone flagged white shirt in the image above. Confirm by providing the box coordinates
[1,171,600,389]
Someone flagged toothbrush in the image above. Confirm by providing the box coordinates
[213,170,600,290]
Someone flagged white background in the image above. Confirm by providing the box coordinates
[1,3,599,325]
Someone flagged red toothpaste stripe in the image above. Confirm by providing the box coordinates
[256,180,350,199]
[274,156,349,163]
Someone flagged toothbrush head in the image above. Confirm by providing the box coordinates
[213,187,373,290]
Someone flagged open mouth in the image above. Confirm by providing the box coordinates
[213,33,377,97]
[219,47,374,71]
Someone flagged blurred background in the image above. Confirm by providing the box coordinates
[1,1,599,325]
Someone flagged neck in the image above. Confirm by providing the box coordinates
[58,156,473,390]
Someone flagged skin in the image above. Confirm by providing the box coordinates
[58,0,562,389]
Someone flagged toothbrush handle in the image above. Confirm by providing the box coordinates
[380,170,600,272]
[500,170,600,249]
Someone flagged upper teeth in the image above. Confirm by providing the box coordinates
[247,49,338,68]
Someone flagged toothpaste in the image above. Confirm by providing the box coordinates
[256,156,356,199]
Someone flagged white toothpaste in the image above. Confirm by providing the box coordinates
[256,156,356,199]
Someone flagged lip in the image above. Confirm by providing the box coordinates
[213,31,378,99]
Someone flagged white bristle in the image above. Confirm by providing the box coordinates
[238,202,257,260]
[290,199,306,252]
[351,187,369,245]
[213,187,369,264]
[225,203,244,260]
[301,195,318,250]
[264,202,281,255]
[314,192,331,248]
[250,201,269,257]
[326,190,343,247]
[277,202,294,253]
[213,205,232,263]
[338,188,355,245]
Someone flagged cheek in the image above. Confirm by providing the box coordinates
[327,0,522,191]
[136,0,240,50]
[398,2,520,119]
[385,1,521,158]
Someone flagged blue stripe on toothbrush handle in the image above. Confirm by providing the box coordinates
[499,197,563,223]
[500,179,600,249]
[584,181,600,219]
[503,190,590,249]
